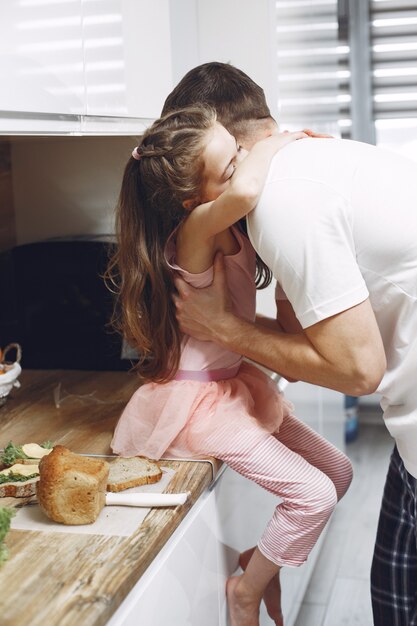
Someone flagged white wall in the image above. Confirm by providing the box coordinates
[196,0,279,119]
[169,0,200,86]
[11,135,133,244]
[170,0,278,119]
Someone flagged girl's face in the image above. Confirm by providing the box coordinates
[199,122,247,203]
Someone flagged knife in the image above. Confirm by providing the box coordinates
[21,491,190,508]
[104,491,189,507]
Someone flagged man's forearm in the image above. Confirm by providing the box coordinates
[173,255,385,395]
[255,314,285,333]
[215,313,380,395]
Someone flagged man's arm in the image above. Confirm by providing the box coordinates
[174,253,386,396]
[276,297,304,334]
[256,294,303,335]
[256,293,304,382]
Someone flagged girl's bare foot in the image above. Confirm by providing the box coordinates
[239,548,284,626]
[226,575,260,626]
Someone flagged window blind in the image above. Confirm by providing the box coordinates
[275,0,417,143]
[275,0,351,136]
[371,0,417,124]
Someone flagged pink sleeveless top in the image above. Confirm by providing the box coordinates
[165,224,256,377]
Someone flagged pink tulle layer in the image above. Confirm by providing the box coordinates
[111,361,293,460]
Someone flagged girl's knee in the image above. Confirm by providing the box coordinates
[335,456,354,501]
[344,457,354,489]
[307,475,338,520]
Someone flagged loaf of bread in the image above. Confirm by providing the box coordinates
[107,456,162,492]
[37,446,109,525]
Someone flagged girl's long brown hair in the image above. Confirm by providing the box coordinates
[106,105,272,383]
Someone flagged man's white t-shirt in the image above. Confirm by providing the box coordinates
[247,138,417,477]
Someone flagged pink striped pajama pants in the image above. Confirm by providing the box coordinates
[188,413,353,568]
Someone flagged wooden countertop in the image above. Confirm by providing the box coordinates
[0,370,221,626]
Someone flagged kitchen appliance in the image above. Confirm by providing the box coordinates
[0,237,131,370]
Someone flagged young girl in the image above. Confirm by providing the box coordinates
[108,106,353,626]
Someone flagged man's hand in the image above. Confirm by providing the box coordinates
[301,128,334,139]
[173,252,233,341]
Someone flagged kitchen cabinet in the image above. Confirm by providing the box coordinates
[107,483,229,626]
[0,1,84,117]
[0,0,279,135]
[83,0,172,120]
[0,0,172,134]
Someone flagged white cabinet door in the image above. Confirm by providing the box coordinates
[0,0,85,117]
[0,0,173,133]
[107,489,228,626]
[82,0,173,119]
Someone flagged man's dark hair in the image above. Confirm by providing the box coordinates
[162,61,274,140]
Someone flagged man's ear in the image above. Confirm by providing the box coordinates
[183,198,198,211]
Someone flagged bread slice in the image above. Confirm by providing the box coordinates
[37,445,110,525]
[0,463,40,498]
[107,457,162,493]
[0,476,39,498]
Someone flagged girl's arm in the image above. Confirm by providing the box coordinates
[185,130,307,240]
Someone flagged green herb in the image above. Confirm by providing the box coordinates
[1,440,54,465]
[0,507,16,565]
[0,472,39,485]
[1,442,28,466]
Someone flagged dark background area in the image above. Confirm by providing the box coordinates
[0,239,130,371]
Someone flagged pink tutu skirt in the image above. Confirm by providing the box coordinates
[111,361,293,460]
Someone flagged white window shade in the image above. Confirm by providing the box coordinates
[371,0,417,160]
[276,0,417,155]
[372,0,417,119]
[275,0,349,136]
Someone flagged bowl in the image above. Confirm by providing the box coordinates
[0,362,22,407]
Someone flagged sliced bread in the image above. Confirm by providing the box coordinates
[107,457,162,493]
[0,477,39,498]
[0,463,40,498]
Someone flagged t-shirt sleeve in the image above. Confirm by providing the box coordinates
[254,179,369,328]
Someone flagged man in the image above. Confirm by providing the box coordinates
[164,62,417,625]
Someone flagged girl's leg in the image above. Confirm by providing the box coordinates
[227,548,281,626]
[207,426,338,566]
[237,413,352,623]
[276,413,353,501]
[239,547,283,625]
[198,425,340,625]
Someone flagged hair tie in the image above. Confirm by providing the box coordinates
[132,147,141,160]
